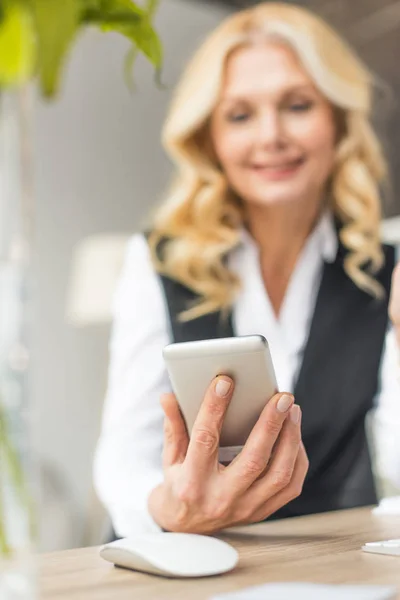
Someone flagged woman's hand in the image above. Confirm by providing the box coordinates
[389,262,400,348]
[148,376,308,533]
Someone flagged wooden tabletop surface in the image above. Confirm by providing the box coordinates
[39,507,400,599]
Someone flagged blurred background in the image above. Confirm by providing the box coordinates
[31,0,400,552]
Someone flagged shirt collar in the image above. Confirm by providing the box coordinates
[316,210,338,263]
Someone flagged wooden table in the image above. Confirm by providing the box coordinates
[40,507,400,599]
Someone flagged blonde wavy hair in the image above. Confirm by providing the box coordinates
[148,2,387,321]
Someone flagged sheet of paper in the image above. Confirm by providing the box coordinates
[209,583,398,600]
[373,496,400,515]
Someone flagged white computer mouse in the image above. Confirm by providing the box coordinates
[99,532,239,578]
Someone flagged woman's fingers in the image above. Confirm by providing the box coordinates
[251,404,302,497]
[158,386,308,534]
[229,405,304,524]
[225,392,294,492]
[249,441,309,523]
[185,376,234,475]
[161,393,189,467]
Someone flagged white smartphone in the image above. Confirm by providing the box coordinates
[162,335,278,463]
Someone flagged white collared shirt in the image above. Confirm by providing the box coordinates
[93,215,400,537]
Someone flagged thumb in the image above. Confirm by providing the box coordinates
[160,393,189,467]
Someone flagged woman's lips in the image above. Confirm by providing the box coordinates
[251,157,305,180]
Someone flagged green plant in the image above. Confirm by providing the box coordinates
[0,0,162,560]
[0,403,36,558]
[0,0,162,96]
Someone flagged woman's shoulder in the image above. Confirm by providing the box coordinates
[113,232,164,316]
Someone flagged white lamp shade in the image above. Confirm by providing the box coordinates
[66,234,130,326]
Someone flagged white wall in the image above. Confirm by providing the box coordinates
[32,0,230,551]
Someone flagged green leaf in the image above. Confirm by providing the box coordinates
[79,0,102,9]
[123,18,162,67]
[139,0,160,63]
[91,0,161,67]
[0,3,36,87]
[31,0,80,97]
[124,44,137,91]
[0,402,36,557]
[81,0,162,88]
[123,0,162,90]
[101,0,143,14]
[143,0,159,18]
[103,18,161,67]
[81,0,144,23]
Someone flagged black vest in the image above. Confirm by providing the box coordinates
[156,239,395,518]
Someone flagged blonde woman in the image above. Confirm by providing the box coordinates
[94,2,400,536]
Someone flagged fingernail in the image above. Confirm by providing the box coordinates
[290,404,301,424]
[277,394,293,413]
[215,377,232,397]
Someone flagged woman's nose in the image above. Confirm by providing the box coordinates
[255,110,285,149]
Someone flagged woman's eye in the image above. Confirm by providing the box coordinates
[288,101,313,112]
[226,113,250,123]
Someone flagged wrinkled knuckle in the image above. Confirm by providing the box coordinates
[289,437,301,452]
[244,454,265,476]
[173,505,190,528]
[235,503,256,524]
[176,482,199,506]
[270,468,293,490]
[265,418,282,436]
[207,400,227,418]
[164,422,174,444]
[208,486,235,517]
[290,428,302,443]
[178,434,188,448]
[206,497,231,521]
[193,427,218,451]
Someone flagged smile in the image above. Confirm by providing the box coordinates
[250,158,305,180]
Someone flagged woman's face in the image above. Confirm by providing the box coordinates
[210,42,337,210]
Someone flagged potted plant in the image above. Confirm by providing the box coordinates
[0,2,162,597]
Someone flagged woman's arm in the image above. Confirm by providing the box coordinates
[93,233,171,536]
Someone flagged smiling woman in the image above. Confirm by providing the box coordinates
[208,41,338,313]
[210,43,335,205]
[94,1,400,541]
[148,2,384,321]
